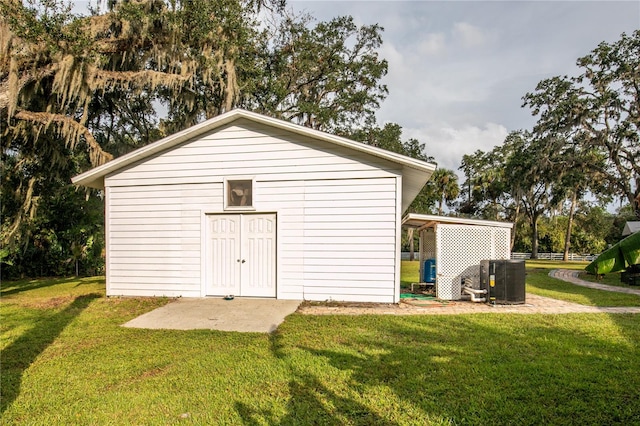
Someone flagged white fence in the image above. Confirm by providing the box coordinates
[402,252,597,261]
[511,252,596,262]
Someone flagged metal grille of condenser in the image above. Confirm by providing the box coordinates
[480,260,526,304]
[435,224,511,300]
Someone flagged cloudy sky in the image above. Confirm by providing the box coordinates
[71,0,639,173]
[289,1,640,173]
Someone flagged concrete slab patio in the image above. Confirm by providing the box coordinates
[123,298,301,333]
[123,269,640,331]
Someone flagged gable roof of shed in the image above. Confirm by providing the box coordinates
[622,221,640,236]
[72,109,436,211]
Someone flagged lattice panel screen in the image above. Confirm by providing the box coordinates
[418,229,436,281]
[435,224,511,300]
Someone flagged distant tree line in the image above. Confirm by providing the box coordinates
[455,30,639,259]
[1,0,637,277]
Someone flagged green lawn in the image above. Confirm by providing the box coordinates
[524,259,589,271]
[577,270,635,288]
[523,260,640,307]
[401,260,421,287]
[2,274,640,425]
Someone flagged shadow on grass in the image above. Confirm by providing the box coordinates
[0,293,100,414]
[267,314,639,425]
[235,373,397,425]
[0,276,102,297]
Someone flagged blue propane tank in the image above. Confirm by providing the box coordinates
[423,258,436,283]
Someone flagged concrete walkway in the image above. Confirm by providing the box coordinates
[123,298,301,333]
[550,269,640,296]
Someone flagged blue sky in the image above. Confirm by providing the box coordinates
[289,1,640,172]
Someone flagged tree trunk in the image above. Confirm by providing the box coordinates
[511,197,521,250]
[75,259,79,277]
[531,215,539,259]
[408,228,415,261]
[563,191,577,261]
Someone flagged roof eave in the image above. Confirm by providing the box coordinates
[402,212,514,229]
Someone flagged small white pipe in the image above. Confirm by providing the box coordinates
[462,286,487,295]
[468,293,486,303]
[462,286,487,303]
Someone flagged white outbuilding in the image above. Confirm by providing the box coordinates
[402,213,514,300]
[73,109,436,303]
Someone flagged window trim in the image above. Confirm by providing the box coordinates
[224,177,256,211]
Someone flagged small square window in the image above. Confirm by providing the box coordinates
[227,180,253,207]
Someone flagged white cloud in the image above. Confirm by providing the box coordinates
[417,33,446,56]
[452,22,489,48]
[403,122,509,175]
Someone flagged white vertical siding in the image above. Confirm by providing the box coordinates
[107,183,222,297]
[105,121,402,302]
[299,178,398,302]
[394,176,403,303]
[258,181,305,300]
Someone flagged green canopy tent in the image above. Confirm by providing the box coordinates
[585,231,640,274]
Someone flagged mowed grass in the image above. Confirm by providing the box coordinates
[2,274,640,425]
[524,260,640,307]
[401,260,421,287]
[578,270,636,288]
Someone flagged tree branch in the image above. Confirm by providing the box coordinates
[14,110,113,166]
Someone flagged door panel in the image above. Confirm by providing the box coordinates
[242,215,276,297]
[205,214,276,297]
[206,215,241,296]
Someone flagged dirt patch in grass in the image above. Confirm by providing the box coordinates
[299,300,399,309]
[30,296,78,310]
[104,365,173,392]
[298,298,457,313]
[2,295,88,310]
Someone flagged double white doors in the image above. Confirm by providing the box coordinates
[205,214,276,297]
